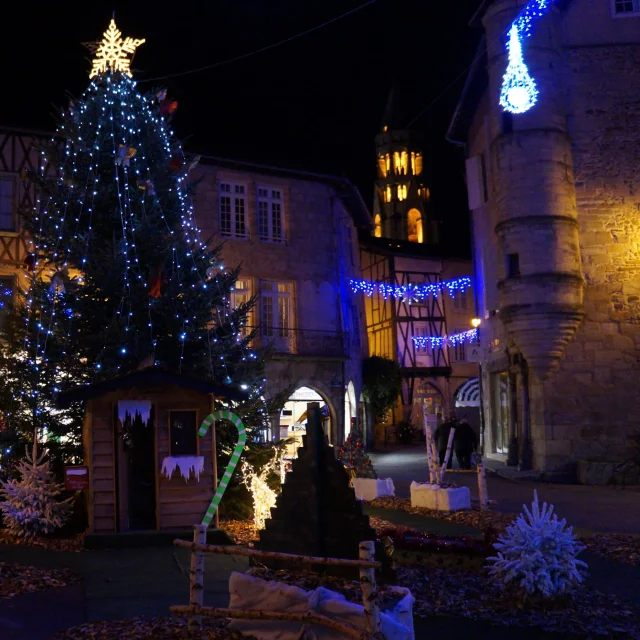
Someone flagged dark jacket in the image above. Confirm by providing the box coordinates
[453,421,477,453]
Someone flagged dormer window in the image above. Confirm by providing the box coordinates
[612,0,640,15]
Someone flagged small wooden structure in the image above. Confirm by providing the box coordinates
[57,368,246,533]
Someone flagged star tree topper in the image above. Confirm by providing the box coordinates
[84,17,145,78]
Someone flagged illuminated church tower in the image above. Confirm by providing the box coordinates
[372,89,438,244]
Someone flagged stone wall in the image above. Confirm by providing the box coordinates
[541,43,640,466]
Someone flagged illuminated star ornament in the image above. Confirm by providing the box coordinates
[500,0,556,115]
[84,17,145,78]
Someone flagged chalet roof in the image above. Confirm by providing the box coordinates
[447,0,574,144]
[56,367,248,408]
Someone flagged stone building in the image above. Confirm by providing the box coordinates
[447,0,640,472]
[192,157,371,447]
[361,100,479,443]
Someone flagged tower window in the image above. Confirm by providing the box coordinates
[384,186,392,203]
[612,0,640,15]
[502,113,513,134]
[374,214,382,238]
[506,253,520,278]
[407,208,423,244]
[393,151,401,175]
[400,150,408,175]
[414,153,423,176]
[377,155,387,178]
[398,185,407,201]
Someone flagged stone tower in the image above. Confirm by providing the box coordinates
[483,0,585,380]
[373,88,438,244]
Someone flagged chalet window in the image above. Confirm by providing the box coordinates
[0,276,14,334]
[257,187,284,242]
[506,253,521,278]
[612,0,640,14]
[169,410,198,456]
[219,183,247,238]
[0,176,16,232]
[261,281,293,350]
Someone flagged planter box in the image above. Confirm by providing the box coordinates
[410,482,470,512]
[577,460,640,486]
[352,477,395,501]
[228,571,414,640]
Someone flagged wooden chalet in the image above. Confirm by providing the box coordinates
[57,368,247,534]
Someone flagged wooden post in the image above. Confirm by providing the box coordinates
[189,524,207,627]
[439,427,456,484]
[477,453,488,510]
[359,541,380,637]
[425,427,437,484]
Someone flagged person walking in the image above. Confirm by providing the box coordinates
[454,418,478,470]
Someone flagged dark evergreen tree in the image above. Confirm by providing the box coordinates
[0,70,268,472]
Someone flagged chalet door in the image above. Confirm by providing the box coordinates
[127,411,157,529]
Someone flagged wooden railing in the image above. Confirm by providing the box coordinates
[170,525,383,639]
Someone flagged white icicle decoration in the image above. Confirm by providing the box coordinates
[161,456,205,482]
[486,490,587,601]
[118,400,152,425]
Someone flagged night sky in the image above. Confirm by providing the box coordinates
[1,0,481,254]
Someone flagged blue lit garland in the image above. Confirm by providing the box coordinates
[500,0,557,115]
[349,276,471,301]
[412,328,478,350]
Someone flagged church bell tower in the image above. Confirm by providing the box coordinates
[373,89,438,244]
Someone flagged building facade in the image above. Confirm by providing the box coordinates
[192,157,371,447]
[448,0,640,471]
[362,112,479,442]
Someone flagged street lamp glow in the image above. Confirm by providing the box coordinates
[471,318,482,328]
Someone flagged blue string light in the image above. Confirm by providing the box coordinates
[500,0,556,115]
[349,276,472,301]
[412,328,478,350]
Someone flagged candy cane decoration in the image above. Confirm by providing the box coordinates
[198,410,247,528]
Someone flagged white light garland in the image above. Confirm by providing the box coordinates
[240,453,282,530]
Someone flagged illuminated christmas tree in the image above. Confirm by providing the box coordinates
[0,19,267,471]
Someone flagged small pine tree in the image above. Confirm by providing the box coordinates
[0,445,72,537]
[337,431,377,479]
[486,490,587,601]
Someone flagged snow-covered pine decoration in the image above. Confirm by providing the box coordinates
[486,490,587,600]
[0,448,72,537]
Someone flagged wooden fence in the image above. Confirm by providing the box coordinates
[170,525,383,639]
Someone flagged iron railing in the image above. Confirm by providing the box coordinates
[246,327,349,358]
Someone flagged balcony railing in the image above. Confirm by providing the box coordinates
[247,327,348,358]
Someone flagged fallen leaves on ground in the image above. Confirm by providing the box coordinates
[220,520,258,546]
[247,565,640,638]
[369,496,517,531]
[0,562,78,599]
[55,617,255,640]
[0,531,84,552]
[582,533,640,566]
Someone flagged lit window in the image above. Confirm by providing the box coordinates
[231,279,251,336]
[393,151,401,175]
[613,0,640,14]
[398,185,408,202]
[377,156,387,178]
[0,176,15,232]
[219,182,247,238]
[374,214,382,238]
[407,208,423,243]
[400,150,408,175]
[385,186,392,203]
[385,154,390,174]
[257,187,284,243]
[261,282,293,350]
[0,276,14,334]
[414,153,423,176]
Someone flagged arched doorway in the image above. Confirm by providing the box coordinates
[407,208,423,244]
[344,381,356,441]
[454,377,481,442]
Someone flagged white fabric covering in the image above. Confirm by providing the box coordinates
[161,456,205,482]
[351,477,395,501]
[227,571,414,639]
